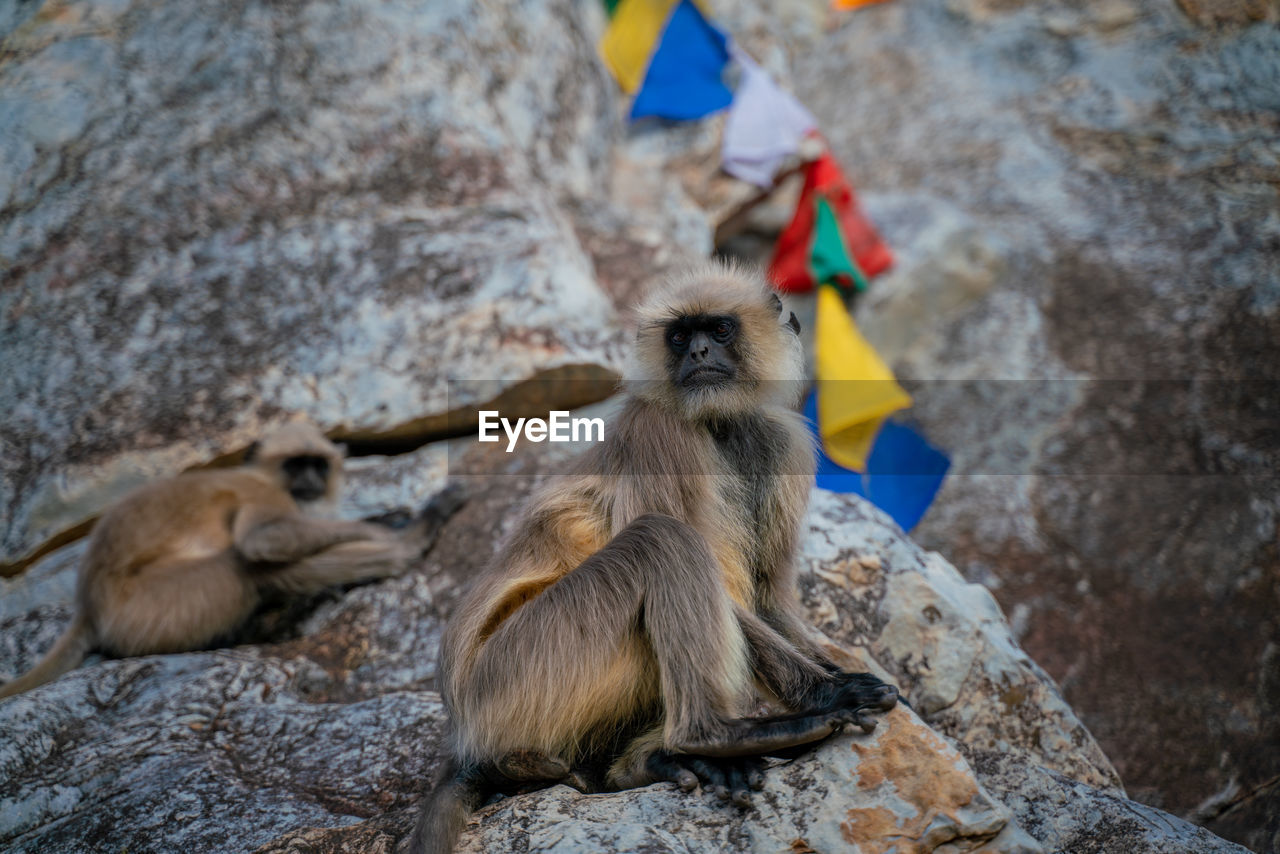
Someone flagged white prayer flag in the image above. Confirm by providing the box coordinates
[721,51,818,187]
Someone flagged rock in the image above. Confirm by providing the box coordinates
[0,652,447,853]
[340,443,449,524]
[450,716,1041,854]
[1174,0,1279,28]
[264,712,1043,854]
[0,0,717,575]
[0,539,83,687]
[4,427,1247,854]
[0,433,1038,853]
[798,490,1121,794]
[970,750,1254,854]
[767,1,1280,845]
[2,0,1272,849]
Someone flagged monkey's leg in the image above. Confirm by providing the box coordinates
[458,513,746,773]
[399,483,466,557]
[631,614,898,772]
[234,513,402,564]
[92,554,261,655]
[655,615,898,759]
[251,539,418,595]
[620,703,877,803]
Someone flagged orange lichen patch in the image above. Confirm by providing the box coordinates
[840,712,989,852]
[858,553,883,572]
[841,806,906,847]
[821,553,885,589]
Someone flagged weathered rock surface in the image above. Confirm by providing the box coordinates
[0,651,448,853]
[699,1,1280,847]
[798,490,1121,795]
[0,432,1249,853]
[264,713,1043,854]
[3,0,1271,850]
[0,0,718,574]
[971,749,1258,854]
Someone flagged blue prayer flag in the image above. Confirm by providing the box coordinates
[629,0,733,121]
[804,392,950,532]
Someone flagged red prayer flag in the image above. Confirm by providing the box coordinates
[768,151,893,293]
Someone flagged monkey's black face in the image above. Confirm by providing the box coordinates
[282,455,331,503]
[667,314,739,389]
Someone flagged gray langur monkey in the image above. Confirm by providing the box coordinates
[405,262,899,853]
[0,421,463,700]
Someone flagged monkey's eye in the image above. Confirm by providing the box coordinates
[668,329,690,349]
[711,319,736,343]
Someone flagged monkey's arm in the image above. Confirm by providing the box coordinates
[738,606,898,717]
[233,508,395,564]
[758,603,843,671]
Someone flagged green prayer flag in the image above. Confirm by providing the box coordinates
[811,195,869,292]
[603,0,622,16]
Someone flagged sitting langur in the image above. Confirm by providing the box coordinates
[0,421,462,700]
[406,263,899,853]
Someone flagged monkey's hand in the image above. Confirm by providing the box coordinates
[362,508,415,529]
[646,751,766,808]
[828,671,901,723]
[363,483,465,533]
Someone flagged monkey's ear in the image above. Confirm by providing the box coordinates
[243,441,261,463]
[786,311,801,335]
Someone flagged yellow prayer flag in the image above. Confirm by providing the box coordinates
[599,0,680,93]
[833,0,893,9]
[815,286,912,472]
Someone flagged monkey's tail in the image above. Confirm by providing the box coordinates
[0,614,94,700]
[402,755,490,854]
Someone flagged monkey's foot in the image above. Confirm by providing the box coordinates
[647,751,765,808]
[421,483,467,521]
[407,483,468,555]
[494,749,570,782]
[483,749,601,795]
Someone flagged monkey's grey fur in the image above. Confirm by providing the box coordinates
[405,262,898,854]
[0,421,461,700]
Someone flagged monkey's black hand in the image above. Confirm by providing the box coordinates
[422,483,468,517]
[647,751,766,808]
[362,508,415,529]
[829,671,900,724]
[406,483,468,556]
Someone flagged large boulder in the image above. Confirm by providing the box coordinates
[798,490,1121,794]
[0,430,1249,853]
[0,0,718,576]
[262,716,1043,854]
[698,1,1278,847]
